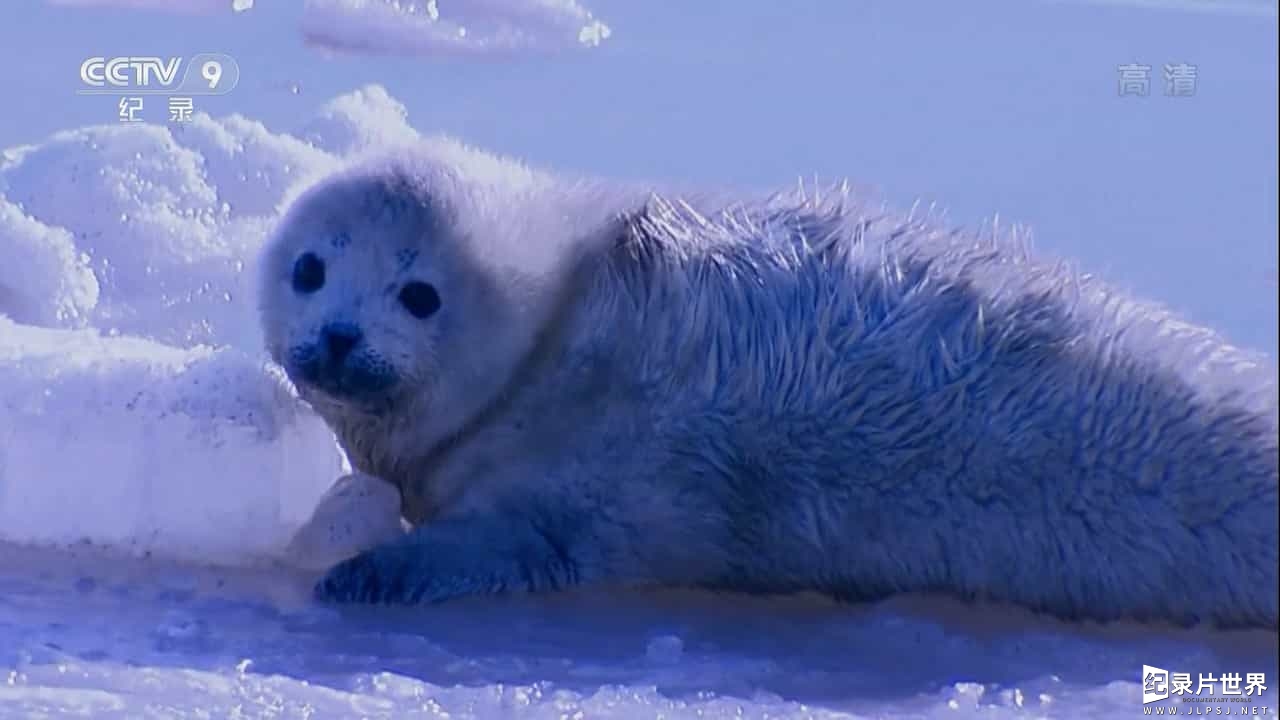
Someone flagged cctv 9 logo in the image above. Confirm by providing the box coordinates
[78,53,240,95]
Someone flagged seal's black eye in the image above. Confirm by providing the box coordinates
[292,252,325,294]
[398,281,441,319]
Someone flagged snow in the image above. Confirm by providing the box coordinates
[44,0,612,57]
[0,320,341,564]
[1,0,1278,717]
[46,0,250,13]
[300,0,612,57]
[2,546,1277,718]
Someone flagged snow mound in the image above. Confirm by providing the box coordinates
[0,320,341,565]
[297,85,421,156]
[301,0,612,57]
[43,0,611,56]
[0,197,99,327]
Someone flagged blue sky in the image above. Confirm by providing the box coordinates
[1,0,1277,353]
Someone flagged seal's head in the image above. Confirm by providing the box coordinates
[258,140,614,470]
[258,168,457,418]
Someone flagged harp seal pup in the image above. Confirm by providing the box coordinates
[258,138,1279,629]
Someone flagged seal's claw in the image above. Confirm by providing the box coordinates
[315,555,369,603]
[315,547,401,604]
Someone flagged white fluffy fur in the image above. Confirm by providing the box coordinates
[259,137,1278,629]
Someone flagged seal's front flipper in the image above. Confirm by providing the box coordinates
[313,510,581,604]
[283,472,407,572]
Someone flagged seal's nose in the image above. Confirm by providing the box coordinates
[321,323,362,363]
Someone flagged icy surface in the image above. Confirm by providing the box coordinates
[1,545,1276,718]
